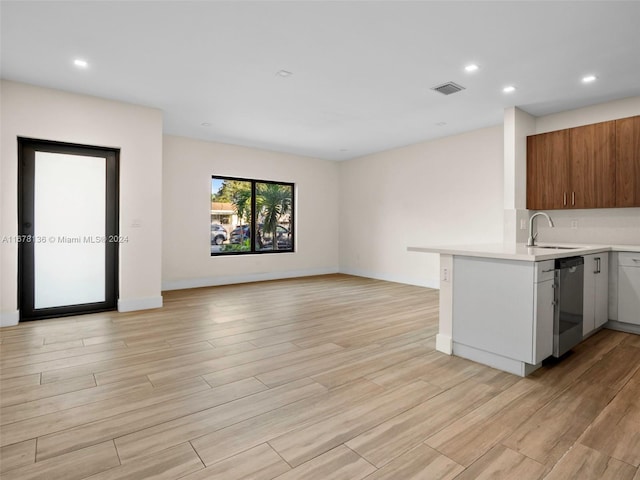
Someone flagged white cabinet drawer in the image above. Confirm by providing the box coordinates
[619,252,640,267]
[535,260,556,282]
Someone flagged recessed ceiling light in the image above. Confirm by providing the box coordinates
[464,64,479,72]
[276,70,293,77]
[201,122,211,127]
[73,58,89,68]
[582,75,597,83]
[503,85,516,93]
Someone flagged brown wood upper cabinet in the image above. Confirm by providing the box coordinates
[527,130,569,210]
[527,116,639,210]
[569,121,616,208]
[616,115,640,207]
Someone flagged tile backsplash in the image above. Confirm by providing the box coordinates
[534,207,640,245]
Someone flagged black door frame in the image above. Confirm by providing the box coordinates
[18,138,119,321]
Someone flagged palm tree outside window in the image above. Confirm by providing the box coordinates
[210,176,294,255]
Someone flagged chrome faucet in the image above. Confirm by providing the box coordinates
[527,212,554,246]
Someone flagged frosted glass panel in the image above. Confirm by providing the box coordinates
[34,152,106,309]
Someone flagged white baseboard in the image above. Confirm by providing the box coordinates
[162,267,340,291]
[0,310,20,327]
[338,267,440,289]
[118,296,163,313]
[605,321,640,335]
[435,333,453,355]
[453,342,540,377]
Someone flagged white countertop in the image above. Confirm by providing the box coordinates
[408,243,640,261]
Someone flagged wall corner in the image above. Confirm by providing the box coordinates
[503,107,536,243]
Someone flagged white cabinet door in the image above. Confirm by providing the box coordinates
[534,278,554,363]
[583,255,596,336]
[583,253,610,335]
[594,254,609,329]
[619,252,640,325]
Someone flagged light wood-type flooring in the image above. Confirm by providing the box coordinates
[1,274,639,480]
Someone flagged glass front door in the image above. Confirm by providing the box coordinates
[19,139,119,320]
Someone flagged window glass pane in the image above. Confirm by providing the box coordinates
[34,152,106,308]
[255,182,293,251]
[211,178,252,254]
[210,176,293,256]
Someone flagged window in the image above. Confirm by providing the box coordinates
[211,176,294,255]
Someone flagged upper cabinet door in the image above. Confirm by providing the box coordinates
[527,130,569,210]
[616,115,640,207]
[569,121,616,208]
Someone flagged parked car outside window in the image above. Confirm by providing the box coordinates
[229,225,250,244]
[211,223,228,245]
[211,176,294,256]
[230,224,291,249]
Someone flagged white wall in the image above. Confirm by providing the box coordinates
[0,81,163,325]
[162,135,340,290]
[535,96,640,134]
[503,107,536,244]
[3,82,637,329]
[527,96,640,246]
[339,125,505,288]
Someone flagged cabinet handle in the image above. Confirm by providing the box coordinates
[572,192,575,206]
[542,268,555,273]
[595,257,601,274]
[563,192,567,206]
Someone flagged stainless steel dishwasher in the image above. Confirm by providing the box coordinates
[553,256,584,357]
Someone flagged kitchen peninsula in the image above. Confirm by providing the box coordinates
[409,243,640,376]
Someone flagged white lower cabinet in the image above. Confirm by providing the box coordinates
[452,257,554,372]
[618,252,640,326]
[533,271,554,363]
[583,253,609,336]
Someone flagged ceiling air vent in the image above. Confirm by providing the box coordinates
[431,82,466,95]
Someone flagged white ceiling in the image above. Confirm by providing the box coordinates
[2,1,640,161]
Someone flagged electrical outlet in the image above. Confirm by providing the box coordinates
[442,268,449,282]
[571,220,578,229]
[520,219,527,230]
